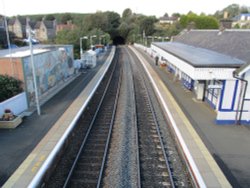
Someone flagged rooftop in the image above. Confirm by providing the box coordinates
[153,42,245,68]
[0,45,70,58]
[173,29,250,63]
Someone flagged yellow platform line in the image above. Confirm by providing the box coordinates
[130,45,231,188]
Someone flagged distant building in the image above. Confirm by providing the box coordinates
[0,45,74,107]
[159,16,178,25]
[232,13,250,28]
[6,16,57,42]
[0,15,6,47]
[34,19,57,42]
[0,15,5,30]
[56,20,76,34]
[7,17,28,38]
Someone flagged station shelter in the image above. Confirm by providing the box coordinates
[0,44,74,108]
[135,30,250,125]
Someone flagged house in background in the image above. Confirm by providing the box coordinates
[159,15,178,25]
[34,19,57,42]
[8,17,27,38]
[232,13,250,28]
[0,15,6,48]
[6,17,57,42]
[0,15,5,30]
[56,20,76,34]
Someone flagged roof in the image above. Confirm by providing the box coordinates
[34,21,41,29]
[7,18,15,25]
[28,21,37,29]
[153,42,245,68]
[43,20,55,29]
[0,45,71,58]
[173,29,250,63]
[234,61,250,76]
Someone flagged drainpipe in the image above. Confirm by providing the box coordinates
[233,71,248,125]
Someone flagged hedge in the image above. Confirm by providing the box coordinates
[0,75,23,102]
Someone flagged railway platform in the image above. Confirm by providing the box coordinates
[0,49,114,187]
[132,45,250,187]
[2,45,249,187]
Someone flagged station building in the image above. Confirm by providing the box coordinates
[0,45,74,108]
[144,29,250,125]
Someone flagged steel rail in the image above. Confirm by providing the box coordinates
[63,52,119,188]
[97,59,123,187]
[127,47,175,187]
[28,47,116,188]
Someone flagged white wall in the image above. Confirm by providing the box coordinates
[216,73,250,124]
[0,92,28,116]
[151,44,235,80]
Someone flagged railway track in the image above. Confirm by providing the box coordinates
[63,51,122,187]
[46,47,190,187]
[63,52,121,187]
[128,48,175,187]
[45,49,121,187]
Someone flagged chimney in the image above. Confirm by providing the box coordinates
[223,11,228,19]
[220,11,232,30]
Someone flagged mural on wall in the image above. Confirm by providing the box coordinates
[23,46,74,106]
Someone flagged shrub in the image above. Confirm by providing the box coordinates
[0,75,23,102]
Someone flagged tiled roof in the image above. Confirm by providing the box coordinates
[28,21,37,29]
[43,21,54,29]
[34,21,41,29]
[173,29,250,62]
[8,18,15,25]
[18,17,26,25]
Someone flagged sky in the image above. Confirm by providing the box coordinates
[1,0,250,18]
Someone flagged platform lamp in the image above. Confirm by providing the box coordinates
[28,28,41,115]
[90,35,97,49]
[80,36,88,58]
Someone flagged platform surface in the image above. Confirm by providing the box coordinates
[0,50,113,187]
[134,46,250,188]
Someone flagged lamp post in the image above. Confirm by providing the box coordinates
[99,35,106,45]
[2,1,14,77]
[28,28,41,115]
[80,36,88,59]
[90,35,96,48]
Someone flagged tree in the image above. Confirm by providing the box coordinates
[172,13,181,18]
[240,6,250,14]
[0,75,23,102]
[138,16,158,36]
[55,28,86,58]
[105,11,121,38]
[118,22,130,39]
[180,13,219,29]
[61,13,73,24]
[163,13,169,18]
[45,14,56,21]
[83,12,108,32]
[122,8,133,20]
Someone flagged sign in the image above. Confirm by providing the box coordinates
[207,85,222,89]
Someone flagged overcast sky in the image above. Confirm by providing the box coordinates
[1,0,249,17]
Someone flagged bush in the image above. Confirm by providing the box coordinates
[0,75,23,102]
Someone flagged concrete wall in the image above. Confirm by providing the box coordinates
[0,92,28,116]
[22,45,74,107]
